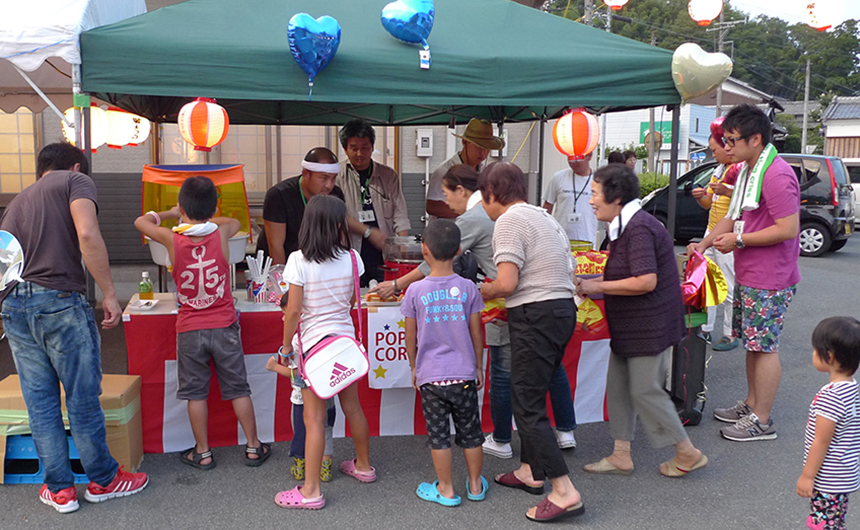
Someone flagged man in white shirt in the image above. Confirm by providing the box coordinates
[542,152,598,247]
[425,118,505,219]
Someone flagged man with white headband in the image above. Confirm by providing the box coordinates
[256,147,345,265]
[337,118,411,287]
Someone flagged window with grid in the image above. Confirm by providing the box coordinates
[0,109,37,193]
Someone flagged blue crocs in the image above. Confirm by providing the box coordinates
[416,481,461,507]
[466,476,488,501]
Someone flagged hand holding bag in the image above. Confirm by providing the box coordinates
[296,250,369,399]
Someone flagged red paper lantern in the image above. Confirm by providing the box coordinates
[688,0,723,26]
[805,2,832,31]
[177,98,229,152]
[606,0,629,11]
[553,108,600,161]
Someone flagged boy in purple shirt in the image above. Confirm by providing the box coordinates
[402,219,486,506]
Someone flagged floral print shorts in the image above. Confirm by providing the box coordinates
[807,490,848,530]
[732,284,796,353]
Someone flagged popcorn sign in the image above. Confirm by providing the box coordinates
[367,305,413,389]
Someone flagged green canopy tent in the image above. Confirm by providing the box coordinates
[79,0,685,233]
[80,0,681,125]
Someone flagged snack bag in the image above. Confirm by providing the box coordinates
[573,250,609,276]
[575,296,607,335]
[481,278,507,324]
[681,250,727,309]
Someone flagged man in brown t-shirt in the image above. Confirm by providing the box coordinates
[0,143,148,513]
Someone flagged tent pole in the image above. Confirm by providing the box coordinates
[667,104,680,240]
[13,64,71,126]
[537,113,546,207]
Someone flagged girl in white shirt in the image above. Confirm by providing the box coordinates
[274,195,375,510]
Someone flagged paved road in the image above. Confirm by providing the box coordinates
[1,238,858,529]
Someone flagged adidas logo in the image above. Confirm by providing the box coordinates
[330,362,356,387]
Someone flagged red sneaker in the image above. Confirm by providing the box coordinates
[39,484,80,513]
[84,466,149,503]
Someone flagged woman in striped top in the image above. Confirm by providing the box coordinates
[797,316,860,530]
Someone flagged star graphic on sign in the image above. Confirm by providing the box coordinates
[434,316,440,322]
[397,319,406,329]
[384,324,390,331]
[443,315,449,321]
[373,365,388,379]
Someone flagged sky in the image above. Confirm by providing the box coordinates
[728,0,859,27]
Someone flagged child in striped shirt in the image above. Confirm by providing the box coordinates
[797,316,860,530]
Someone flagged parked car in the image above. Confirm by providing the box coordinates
[640,154,855,257]
[846,164,860,214]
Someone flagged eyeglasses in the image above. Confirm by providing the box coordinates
[722,134,748,147]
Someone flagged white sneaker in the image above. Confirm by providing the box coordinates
[482,434,513,459]
[556,430,577,449]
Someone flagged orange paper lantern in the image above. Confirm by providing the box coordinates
[606,0,629,11]
[688,0,722,26]
[553,108,600,161]
[177,98,229,152]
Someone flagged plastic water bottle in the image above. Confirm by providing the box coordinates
[139,271,153,300]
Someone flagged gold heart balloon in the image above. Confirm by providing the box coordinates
[671,43,733,102]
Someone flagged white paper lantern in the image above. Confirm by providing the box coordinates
[606,0,629,10]
[688,0,723,26]
[106,108,137,149]
[805,2,834,31]
[128,114,151,146]
[61,106,108,151]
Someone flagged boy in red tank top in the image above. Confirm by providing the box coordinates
[135,177,270,470]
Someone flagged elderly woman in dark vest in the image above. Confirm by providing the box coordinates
[576,163,708,478]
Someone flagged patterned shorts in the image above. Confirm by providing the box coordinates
[732,284,796,353]
[419,382,483,450]
[808,490,849,530]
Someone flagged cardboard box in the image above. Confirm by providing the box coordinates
[0,374,143,483]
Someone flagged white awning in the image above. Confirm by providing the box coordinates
[0,0,145,113]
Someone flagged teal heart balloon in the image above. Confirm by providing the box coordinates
[381,0,434,50]
[288,13,341,98]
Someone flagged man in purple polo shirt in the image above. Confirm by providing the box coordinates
[689,104,801,442]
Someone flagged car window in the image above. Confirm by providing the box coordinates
[803,159,822,186]
[828,159,848,186]
[848,166,860,185]
[677,165,715,190]
[786,159,804,184]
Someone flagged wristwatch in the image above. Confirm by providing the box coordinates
[735,234,745,249]
[363,226,372,238]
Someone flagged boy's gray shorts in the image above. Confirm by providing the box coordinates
[176,321,252,401]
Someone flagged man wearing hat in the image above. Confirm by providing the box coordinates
[426,118,505,219]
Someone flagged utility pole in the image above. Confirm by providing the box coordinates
[707,6,746,119]
[584,0,593,26]
[715,9,724,118]
[801,57,811,153]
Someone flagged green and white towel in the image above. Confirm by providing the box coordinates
[726,143,778,220]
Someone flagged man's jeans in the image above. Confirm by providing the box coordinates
[2,283,118,492]
[488,342,577,444]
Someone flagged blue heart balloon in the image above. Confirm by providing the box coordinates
[381,0,434,49]
[288,13,341,91]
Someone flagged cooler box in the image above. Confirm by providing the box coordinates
[0,374,144,484]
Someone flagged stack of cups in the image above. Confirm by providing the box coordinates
[245,250,272,304]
